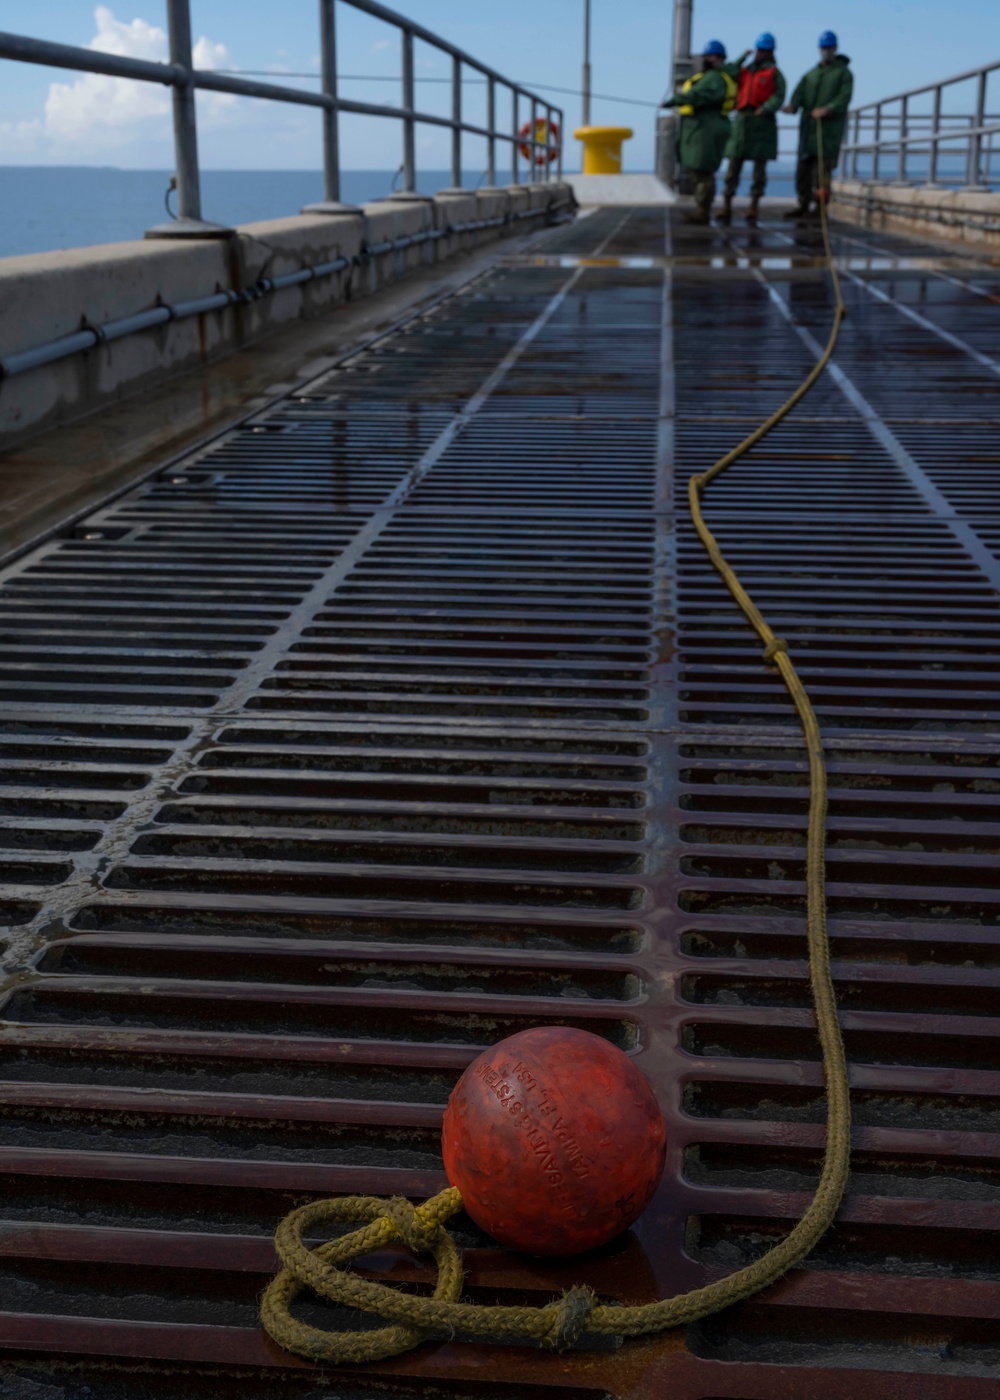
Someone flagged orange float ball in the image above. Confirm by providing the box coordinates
[441,1026,666,1256]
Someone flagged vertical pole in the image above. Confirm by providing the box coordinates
[852,109,861,178]
[531,97,538,183]
[451,54,462,188]
[897,95,908,182]
[401,28,416,191]
[166,0,202,220]
[967,69,986,185]
[557,107,564,179]
[582,0,592,127]
[512,88,519,184]
[928,84,941,184]
[487,76,496,185]
[873,103,881,181]
[544,104,552,181]
[319,0,340,202]
[671,0,693,88]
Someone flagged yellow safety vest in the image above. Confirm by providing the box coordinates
[679,68,737,117]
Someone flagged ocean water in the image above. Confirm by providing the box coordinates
[0,165,802,260]
[0,167,519,260]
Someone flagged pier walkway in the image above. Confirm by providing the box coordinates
[1,205,1000,1398]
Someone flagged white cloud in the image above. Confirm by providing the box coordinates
[92,7,167,62]
[0,117,46,159]
[44,8,171,140]
[193,35,231,74]
[1,6,234,158]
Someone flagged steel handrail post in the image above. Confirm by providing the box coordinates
[557,106,563,179]
[531,96,538,183]
[872,103,881,181]
[486,77,496,185]
[929,84,942,184]
[451,54,462,187]
[967,68,987,185]
[319,0,341,202]
[165,0,202,220]
[401,27,416,190]
[897,95,908,181]
[512,88,519,184]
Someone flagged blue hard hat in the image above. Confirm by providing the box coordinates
[702,39,726,56]
[755,32,776,50]
[818,30,837,48]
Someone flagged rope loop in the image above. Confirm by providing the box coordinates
[261,116,851,1369]
[259,1189,466,1365]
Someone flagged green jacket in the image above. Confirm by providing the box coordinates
[663,67,733,174]
[725,59,786,161]
[788,55,853,162]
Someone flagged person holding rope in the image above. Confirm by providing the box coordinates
[661,39,737,225]
[783,31,853,220]
[719,34,786,228]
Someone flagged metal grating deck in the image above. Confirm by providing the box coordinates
[1,205,1000,1397]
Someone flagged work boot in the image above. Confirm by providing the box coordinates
[682,208,711,226]
[717,195,733,226]
[783,204,809,219]
[745,196,760,227]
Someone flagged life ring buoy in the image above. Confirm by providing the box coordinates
[518,117,559,165]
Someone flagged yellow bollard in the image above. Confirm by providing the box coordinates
[573,125,634,174]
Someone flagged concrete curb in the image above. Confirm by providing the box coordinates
[0,182,574,451]
[834,178,1000,249]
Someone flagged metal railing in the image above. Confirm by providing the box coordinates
[0,0,563,234]
[841,58,1000,188]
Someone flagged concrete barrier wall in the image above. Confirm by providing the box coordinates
[834,179,1000,250]
[0,182,572,451]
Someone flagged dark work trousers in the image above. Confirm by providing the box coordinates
[693,171,716,213]
[795,154,838,207]
[724,156,769,200]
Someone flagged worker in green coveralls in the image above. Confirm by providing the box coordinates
[661,39,737,225]
[783,30,854,220]
[719,34,786,228]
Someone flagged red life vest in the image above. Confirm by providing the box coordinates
[736,64,777,111]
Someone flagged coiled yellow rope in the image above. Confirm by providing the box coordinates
[260,121,850,1366]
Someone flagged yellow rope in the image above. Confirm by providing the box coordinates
[260,119,851,1366]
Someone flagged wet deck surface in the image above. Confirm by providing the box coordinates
[0,232,548,568]
[1,207,1000,1397]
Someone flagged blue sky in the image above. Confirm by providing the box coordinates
[1,1,999,170]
